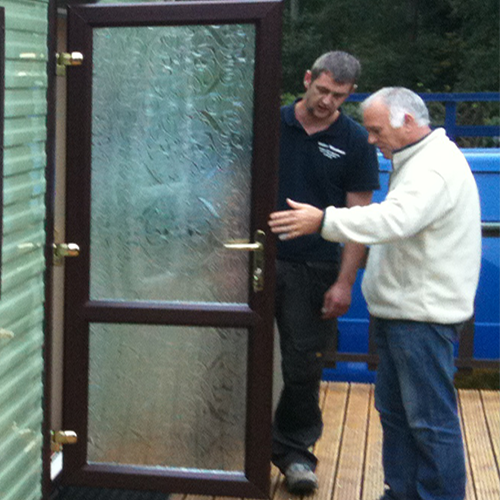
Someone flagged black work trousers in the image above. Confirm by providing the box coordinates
[272,260,339,472]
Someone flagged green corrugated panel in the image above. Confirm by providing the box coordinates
[4,166,45,194]
[3,143,46,176]
[5,89,47,117]
[4,1,48,34]
[2,227,45,264]
[1,462,42,500]
[0,365,43,420]
[5,60,47,88]
[3,173,46,206]
[0,0,49,498]
[0,313,44,379]
[0,279,45,336]
[2,198,46,234]
[4,118,46,147]
[2,254,46,293]
[0,445,43,500]
[5,30,47,61]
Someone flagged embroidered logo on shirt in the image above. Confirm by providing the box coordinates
[318,142,346,160]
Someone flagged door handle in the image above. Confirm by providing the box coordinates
[223,241,262,251]
[224,230,265,292]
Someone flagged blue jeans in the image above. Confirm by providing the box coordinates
[373,318,466,500]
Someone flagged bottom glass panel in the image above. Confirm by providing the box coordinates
[88,323,248,471]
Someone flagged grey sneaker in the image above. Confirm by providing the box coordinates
[284,463,319,494]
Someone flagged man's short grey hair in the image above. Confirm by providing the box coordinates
[310,51,361,84]
[362,87,430,128]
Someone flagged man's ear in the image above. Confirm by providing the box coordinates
[403,113,416,129]
[303,70,313,89]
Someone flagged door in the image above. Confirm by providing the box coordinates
[60,1,282,497]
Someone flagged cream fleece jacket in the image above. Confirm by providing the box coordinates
[321,128,481,323]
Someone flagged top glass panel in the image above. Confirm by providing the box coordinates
[90,24,255,303]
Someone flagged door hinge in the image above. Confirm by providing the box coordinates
[53,242,80,266]
[51,430,78,453]
[56,51,84,76]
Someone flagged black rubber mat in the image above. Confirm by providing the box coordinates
[53,486,169,500]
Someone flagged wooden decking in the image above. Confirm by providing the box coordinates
[173,382,500,500]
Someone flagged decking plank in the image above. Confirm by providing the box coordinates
[269,465,283,498]
[459,389,500,500]
[270,461,293,500]
[332,383,371,500]
[169,494,187,500]
[481,390,500,473]
[361,385,384,500]
[461,400,477,500]
[459,395,477,500]
[313,382,349,500]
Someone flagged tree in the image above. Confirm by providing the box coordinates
[280,0,499,94]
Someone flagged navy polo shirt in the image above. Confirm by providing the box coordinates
[277,102,380,262]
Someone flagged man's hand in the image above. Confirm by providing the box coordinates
[321,192,372,318]
[321,281,352,318]
[269,199,324,240]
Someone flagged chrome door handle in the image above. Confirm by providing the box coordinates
[224,230,265,292]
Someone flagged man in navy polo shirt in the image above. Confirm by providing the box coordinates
[273,51,379,494]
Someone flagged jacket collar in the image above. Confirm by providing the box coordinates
[392,128,447,170]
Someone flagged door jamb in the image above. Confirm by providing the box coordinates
[43,0,58,497]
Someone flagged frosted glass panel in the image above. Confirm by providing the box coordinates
[90,25,255,303]
[88,324,248,471]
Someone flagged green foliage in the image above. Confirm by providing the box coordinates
[281,92,300,106]
[281,0,500,94]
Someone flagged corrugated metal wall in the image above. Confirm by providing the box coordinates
[0,0,49,499]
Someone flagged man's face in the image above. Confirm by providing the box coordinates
[363,100,408,159]
[303,71,354,121]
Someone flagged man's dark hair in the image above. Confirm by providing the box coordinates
[310,51,361,84]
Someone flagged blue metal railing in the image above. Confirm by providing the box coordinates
[347,92,500,141]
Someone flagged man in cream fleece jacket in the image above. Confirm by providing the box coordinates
[269,87,481,500]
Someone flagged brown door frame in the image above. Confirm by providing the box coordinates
[61,1,282,497]
[43,0,59,497]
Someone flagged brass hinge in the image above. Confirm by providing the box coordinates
[53,242,80,266]
[56,51,84,76]
[51,430,78,453]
